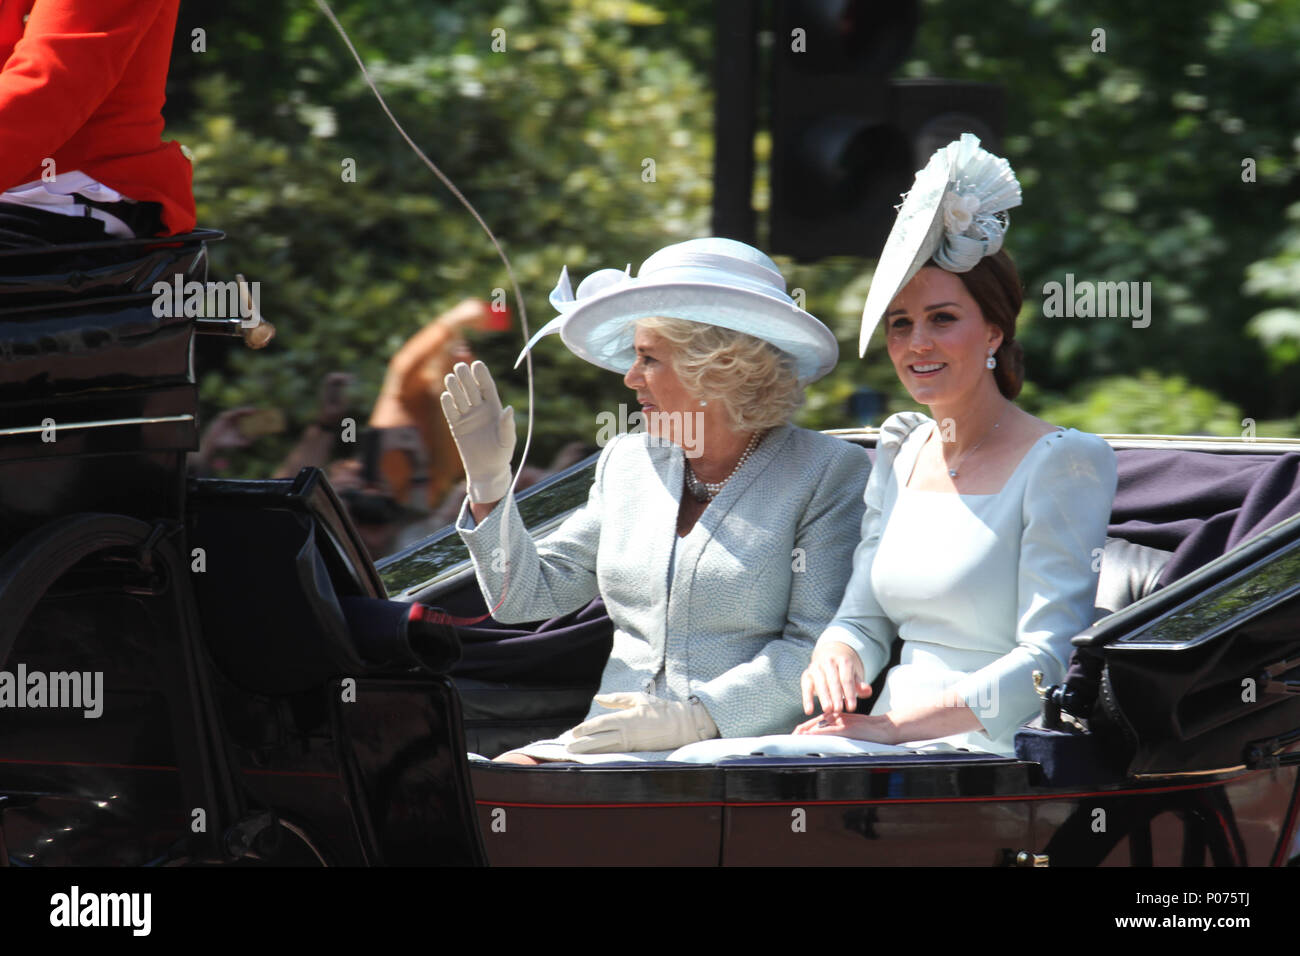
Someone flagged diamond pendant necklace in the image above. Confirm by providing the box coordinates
[684,430,764,502]
[944,409,1007,478]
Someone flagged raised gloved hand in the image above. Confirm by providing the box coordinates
[440,360,515,504]
[566,692,720,754]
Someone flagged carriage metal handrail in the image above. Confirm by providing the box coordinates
[0,228,224,260]
[0,414,194,438]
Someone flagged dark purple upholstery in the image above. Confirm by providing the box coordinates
[450,596,612,685]
[1108,449,1300,585]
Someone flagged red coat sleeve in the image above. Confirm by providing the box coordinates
[0,0,171,189]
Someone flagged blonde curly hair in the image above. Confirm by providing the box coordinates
[633,316,803,431]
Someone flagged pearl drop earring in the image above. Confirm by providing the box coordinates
[986,348,997,370]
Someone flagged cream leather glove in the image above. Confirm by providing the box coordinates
[440,361,516,504]
[566,692,720,754]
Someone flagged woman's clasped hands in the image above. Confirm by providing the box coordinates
[795,641,899,743]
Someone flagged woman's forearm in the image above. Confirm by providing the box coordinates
[880,693,987,746]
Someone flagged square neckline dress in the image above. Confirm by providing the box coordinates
[840,413,1118,756]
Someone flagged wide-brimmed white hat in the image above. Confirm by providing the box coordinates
[858,133,1022,356]
[515,237,839,383]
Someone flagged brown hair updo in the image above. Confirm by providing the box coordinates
[944,248,1025,399]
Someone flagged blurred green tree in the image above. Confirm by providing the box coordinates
[167,0,1300,484]
[896,0,1300,426]
[173,0,715,476]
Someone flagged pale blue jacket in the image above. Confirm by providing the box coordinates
[457,425,871,738]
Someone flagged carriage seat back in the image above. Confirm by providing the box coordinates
[1094,535,1172,617]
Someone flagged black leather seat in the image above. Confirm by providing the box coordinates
[1094,535,1173,617]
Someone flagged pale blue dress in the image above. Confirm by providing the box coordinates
[815,411,1118,756]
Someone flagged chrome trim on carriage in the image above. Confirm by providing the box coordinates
[824,426,1300,454]
[1131,764,1248,779]
[0,414,194,437]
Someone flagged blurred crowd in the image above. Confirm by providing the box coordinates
[188,299,594,560]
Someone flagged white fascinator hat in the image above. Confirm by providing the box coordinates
[858,133,1022,356]
[516,237,840,384]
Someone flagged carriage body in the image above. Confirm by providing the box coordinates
[0,235,1297,867]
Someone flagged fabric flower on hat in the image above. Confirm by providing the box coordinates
[942,191,981,237]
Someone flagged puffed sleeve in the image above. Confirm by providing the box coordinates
[690,439,872,737]
[455,436,615,624]
[950,430,1118,742]
[814,412,930,681]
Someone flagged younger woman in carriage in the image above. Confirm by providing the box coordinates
[797,135,1118,757]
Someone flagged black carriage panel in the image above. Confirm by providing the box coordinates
[188,467,485,864]
[187,468,388,697]
[468,762,724,866]
[0,233,218,551]
[329,677,485,865]
[718,754,1033,866]
[0,513,243,865]
[1028,771,1298,866]
[0,587,191,865]
[1100,536,1300,777]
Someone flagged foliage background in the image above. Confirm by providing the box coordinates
[163,0,1300,476]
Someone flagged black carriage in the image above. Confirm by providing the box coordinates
[1,233,1297,867]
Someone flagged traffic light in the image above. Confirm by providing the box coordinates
[764,0,1005,260]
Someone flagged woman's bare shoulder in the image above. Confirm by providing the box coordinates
[1012,410,1067,442]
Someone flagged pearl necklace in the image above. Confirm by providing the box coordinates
[684,431,764,502]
